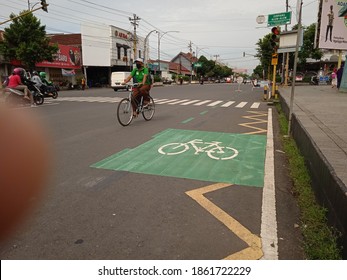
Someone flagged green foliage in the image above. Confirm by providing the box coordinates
[254,23,323,75]
[0,10,58,70]
[276,104,342,259]
[255,34,273,78]
[153,75,161,82]
[252,65,263,78]
[298,23,323,65]
[197,55,232,78]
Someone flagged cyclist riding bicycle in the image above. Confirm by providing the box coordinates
[123,58,152,117]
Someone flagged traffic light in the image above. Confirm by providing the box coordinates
[41,0,48,12]
[270,27,280,52]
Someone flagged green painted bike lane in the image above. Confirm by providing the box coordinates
[91,129,266,187]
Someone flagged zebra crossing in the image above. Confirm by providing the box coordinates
[53,97,262,109]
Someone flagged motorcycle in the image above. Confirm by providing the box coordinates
[40,84,58,99]
[5,80,44,106]
[309,76,319,85]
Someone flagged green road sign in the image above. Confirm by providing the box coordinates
[91,129,266,187]
[267,11,291,27]
[194,62,202,68]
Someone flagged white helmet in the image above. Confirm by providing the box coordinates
[135,58,144,63]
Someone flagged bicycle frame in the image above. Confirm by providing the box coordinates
[187,139,225,155]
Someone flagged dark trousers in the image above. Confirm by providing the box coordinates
[326,25,333,42]
[131,84,151,112]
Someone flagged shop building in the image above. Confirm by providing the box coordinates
[81,23,146,87]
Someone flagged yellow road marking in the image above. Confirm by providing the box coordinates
[186,183,263,260]
[239,111,268,135]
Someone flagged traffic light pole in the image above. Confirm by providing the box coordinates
[0,6,45,26]
[272,62,277,98]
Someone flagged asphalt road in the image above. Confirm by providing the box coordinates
[0,83,303,260]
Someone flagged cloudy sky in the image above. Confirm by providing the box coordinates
[1,0,320,73]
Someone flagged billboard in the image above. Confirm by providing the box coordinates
[36,44,82,69]
[318,0,347,50]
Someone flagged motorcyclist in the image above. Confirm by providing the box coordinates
[39,72,53,87]
[31,71,45,91]
[39,71,56,96]
[7,68,34,106]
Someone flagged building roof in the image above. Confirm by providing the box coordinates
[169,62,191,75]
[48,33,82,46]
[147,59,191,75]
[171,52,198,63]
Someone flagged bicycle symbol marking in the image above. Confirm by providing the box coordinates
[158,139,239,161]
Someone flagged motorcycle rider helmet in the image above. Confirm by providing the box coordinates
[39,72,47,79]
[13,68,24,76]
[32,71,39,76]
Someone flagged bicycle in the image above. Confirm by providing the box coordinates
[158,139,239,161]
[116,83,155,126]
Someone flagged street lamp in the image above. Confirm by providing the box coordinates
[144,29,158,64]
[157,30,179,76]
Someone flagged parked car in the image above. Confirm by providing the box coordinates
[111,71,132,91]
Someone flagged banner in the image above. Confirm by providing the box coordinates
[318,0,347,50]
[36,44,82,69]
[62,69,76,76]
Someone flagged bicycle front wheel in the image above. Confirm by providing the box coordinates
[142,96,155,121]
[117,98,133,126]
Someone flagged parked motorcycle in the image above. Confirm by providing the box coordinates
[309,76,319,85]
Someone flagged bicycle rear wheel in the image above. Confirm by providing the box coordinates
[142,96,155,121]
[117,98,133,126]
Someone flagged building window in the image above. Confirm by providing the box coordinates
[117,47,121,60]
[138,50,142,59]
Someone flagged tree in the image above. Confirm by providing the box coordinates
[253,65,264,79]
[197,55,232,78]
[293,23,323,65]
[255,34,274,78]
[0,10,58,70]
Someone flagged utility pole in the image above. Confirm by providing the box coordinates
[129,14,140,61]
[213,55,220,62]
[287,0,303,136]
[188,41,193,82]
[284,0,290,86]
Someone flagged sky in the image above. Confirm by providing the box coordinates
[0,0,320,73]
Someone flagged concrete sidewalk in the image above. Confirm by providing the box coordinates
[279,85,347,258]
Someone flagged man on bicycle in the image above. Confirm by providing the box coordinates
[123,58,152,117]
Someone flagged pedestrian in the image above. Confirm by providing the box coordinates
[331,68,337,88]
[337,63,344,89]
[81,77,86,90]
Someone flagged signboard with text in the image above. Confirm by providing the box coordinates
[36,44,82,69]
[268,12,291,27]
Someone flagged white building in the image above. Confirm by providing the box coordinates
[81,23,147,86]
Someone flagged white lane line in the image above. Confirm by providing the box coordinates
[156,99,179,104]
[235,102,247,108]
[251,102,261,109]
[168,99,190,105]
[261,108,278,260]
[207,100,224,107]
[181,100,201,105]
[194,100,212,106]
[153,98,168,103]
[221,101,235,107]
